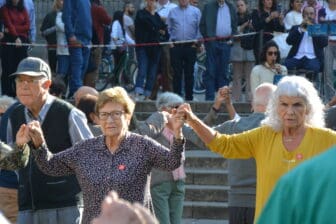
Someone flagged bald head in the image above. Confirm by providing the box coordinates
[252,83,276,113]
[74,86,99,106]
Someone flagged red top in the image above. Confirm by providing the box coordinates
[2,6,30,39]
[91,4,112,44]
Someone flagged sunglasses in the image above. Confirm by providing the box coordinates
[267,51,278,56]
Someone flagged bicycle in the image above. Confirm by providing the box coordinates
[193,52,206,94]
[95,46,138,92]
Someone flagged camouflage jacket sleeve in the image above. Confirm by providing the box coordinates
[0,142,30,170]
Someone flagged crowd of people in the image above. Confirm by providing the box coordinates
[1,0,336,224]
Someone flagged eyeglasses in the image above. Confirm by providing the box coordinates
[15,78,45,85]
[98,111,125,120]
[167,104,181,110]
[267,51,278,56]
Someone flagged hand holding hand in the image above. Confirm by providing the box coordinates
[170,109,184,138]
[16,124,31,147]
[27,121,45,148]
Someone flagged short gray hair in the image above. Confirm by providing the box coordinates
[261,76,325,131]
[0,95,16,111]
[156,92,184,110]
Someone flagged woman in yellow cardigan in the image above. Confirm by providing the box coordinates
[177,75,336,221]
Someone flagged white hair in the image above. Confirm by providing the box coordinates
[156,92,184,110]
[261,76,325,131]
[0,95,16,111]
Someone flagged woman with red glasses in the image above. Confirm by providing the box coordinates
[250,40,287,91]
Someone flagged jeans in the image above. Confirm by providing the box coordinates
[68,46,90,97]
[150,180,185,224]
[56,55,70,77]
[204,41,231,100]
[17,206,82,224]
[135,47,161,97]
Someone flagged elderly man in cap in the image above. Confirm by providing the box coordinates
[4,57,93,224]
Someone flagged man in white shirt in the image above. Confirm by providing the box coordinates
[284,7,328,76]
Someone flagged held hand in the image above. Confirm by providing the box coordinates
[218,86,232,105]
[27,121,45,148]
[170,109,184,137]
[16,124,31,147]
[176,103,197,124]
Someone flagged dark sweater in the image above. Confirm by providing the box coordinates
[10,99,82,211]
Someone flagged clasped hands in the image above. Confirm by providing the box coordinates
[16,121,45,149]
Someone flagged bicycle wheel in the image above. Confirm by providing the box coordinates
[119,60,138,92]
[96,58,113,91]
[193,63,206,94]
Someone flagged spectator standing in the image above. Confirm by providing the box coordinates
[5,57,93,224]
[283,0,303,31]
[250,41,287,91]
[200,0,238,100]
[85,0,112,88]
[184,83,276,224]
[0,0,30,97]
[55,2,70,84]
[23,0,35,44]
[23,86,185,224]
[318,0,336,101]
[40,0,60,74]
[123,1,136,47]
[251,0,285,64]
[178,75,336,221]
[231,0,255,102]
[150,0,177,100]
[134,0,169,100]
[167,0,202,101]
[285,6,327,79]
[110,11,127,69]
[62,0,92,98]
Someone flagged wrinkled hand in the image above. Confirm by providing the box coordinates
[16,124,31,147]
[27,121,45,148]
[176,103,196,124]
[170,109,185,137]
[216,86,232,106]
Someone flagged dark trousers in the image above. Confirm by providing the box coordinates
[284,56,321,73]
[229,206,255,224]
[1,40,28,97]
[170,44,197,101]
[47,49,57,74]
